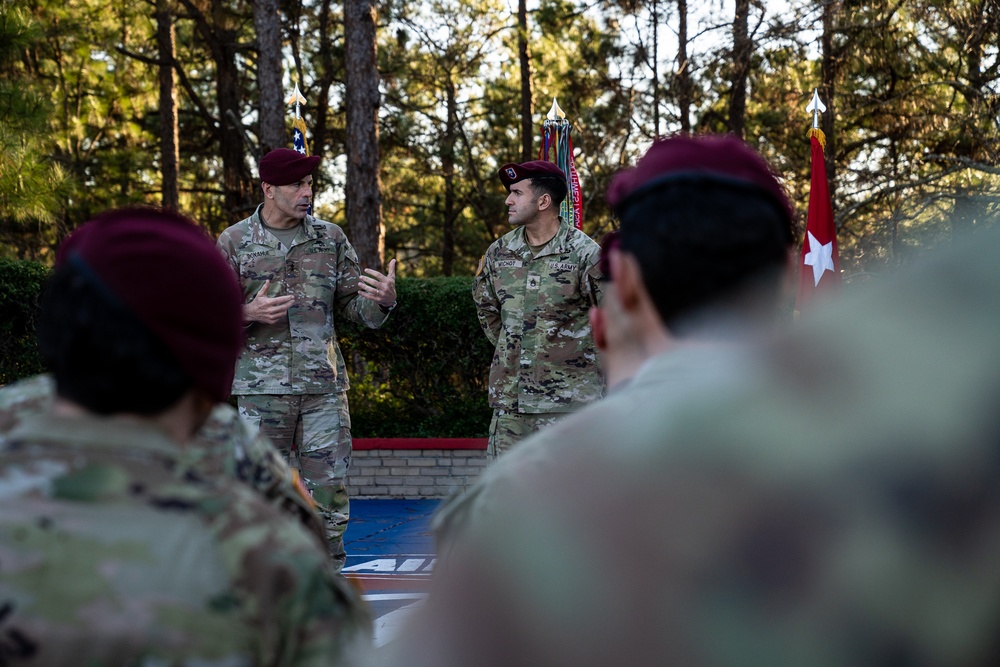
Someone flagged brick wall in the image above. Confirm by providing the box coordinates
[348,438,489,499]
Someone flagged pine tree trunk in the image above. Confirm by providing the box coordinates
[155,0,179,210]
[518,0,533,161]
[253,0,285,156]
[344,0,384,271]
[821,0,837,202]
[676,0,691,133]
[728,0,750,138]
[442,79,457,276]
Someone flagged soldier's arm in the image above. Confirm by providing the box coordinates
[333,240,391,329]
[472,253,501,347]
[583,244,604,307]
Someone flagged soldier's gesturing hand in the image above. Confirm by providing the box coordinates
[359,259,397,308]
[244,280,294,324]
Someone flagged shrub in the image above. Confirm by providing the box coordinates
[339,276,494,437]
[0,258,49,385]
[0,261,495,437]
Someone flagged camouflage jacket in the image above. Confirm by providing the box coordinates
[0,412,371,665]
[472,220,604,413]
[0,374,328,550]
[217,206,389,395]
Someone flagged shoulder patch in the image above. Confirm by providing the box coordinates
[476,254,485,276]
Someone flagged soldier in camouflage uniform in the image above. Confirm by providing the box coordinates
[473,160,604,458]
[0,208,371,665]
[0,374,328,550]
[217,149,397,570]
[379,138,1000,667]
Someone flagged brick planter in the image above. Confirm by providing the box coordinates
[348,438,488,499]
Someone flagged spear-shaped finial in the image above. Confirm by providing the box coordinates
[287,83,307,120]
[806,88,826,130]
[546,97,566,122]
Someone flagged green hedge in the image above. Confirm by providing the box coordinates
[338,277,493,437]
[0,258,49,385]
[0,261,493,437]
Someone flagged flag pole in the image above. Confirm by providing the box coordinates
[541,98,584,231]
[287,83,309,156]
[796,88,841,313]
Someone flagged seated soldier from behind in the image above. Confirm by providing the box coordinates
[0,374,328,550]
[0,208,369,665]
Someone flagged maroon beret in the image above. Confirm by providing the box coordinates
[498,160,566,191]
[606,134,793,223]
[56,208,244,403]
[259,148,321,186]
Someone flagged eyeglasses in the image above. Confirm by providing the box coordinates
[597,230,620,281]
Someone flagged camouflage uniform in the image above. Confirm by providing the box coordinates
[473,219,604,457]
[0,374,328,551]
[217,206,390,568]
[0,411,371,665]
[387,227,1000,667]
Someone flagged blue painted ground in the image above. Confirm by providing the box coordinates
[343,499,441,647]
[344,498,440,560]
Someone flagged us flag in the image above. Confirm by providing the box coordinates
[292,116,309,156]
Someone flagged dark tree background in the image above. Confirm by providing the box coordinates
[0,0,996,278]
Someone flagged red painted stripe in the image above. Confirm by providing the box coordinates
[353,438,487,451]
[346,573,433,593]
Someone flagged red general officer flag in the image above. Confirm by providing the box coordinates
[796,130,841,311]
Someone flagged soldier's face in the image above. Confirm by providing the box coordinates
[504,181,541,227]
[269,177,313,222]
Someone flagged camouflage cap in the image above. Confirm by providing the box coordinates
[498,160,566,191]
[259,148,321,186]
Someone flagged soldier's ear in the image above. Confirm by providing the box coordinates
[611,249,642,312]
[536,191,552,211]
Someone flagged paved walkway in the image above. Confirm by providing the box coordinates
[344,499,441,647]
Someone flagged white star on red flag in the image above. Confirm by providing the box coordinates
[803,231,835,286]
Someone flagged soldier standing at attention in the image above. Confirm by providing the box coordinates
[217,148,397,571]
[473,160,604,459]
[0,208,370,665]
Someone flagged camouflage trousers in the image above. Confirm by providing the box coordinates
[238,392,351,571]
[488,410,568,460]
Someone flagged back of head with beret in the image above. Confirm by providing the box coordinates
[605,134,794,336]
[55,207,244,403]
[606,134,793,224]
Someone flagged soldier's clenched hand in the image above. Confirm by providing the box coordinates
[359,259,397,308]
[244,280,294,324]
